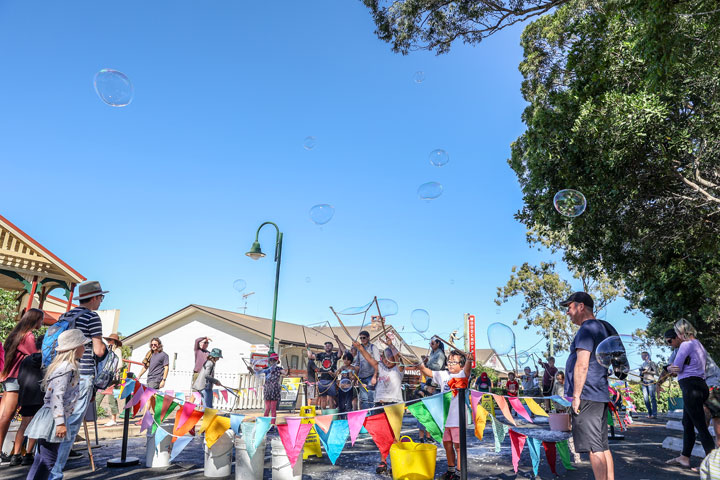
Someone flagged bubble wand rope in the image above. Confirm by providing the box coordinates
[330,306,355,343]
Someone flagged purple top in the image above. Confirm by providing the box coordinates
[194,337,209,373]
[673,339,707,380]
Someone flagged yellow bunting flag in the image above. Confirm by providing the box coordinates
[383,404,405,441]
[199,408,218,434]
[474,404,488,440]
[205,416,231,448]
[524,398,549,417]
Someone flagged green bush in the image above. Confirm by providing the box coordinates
[627,381,682,413]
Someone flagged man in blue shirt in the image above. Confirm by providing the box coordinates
[561,291,617,480]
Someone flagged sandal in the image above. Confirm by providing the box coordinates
[665,457,691,468]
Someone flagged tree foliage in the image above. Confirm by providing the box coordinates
[361,0,569,54]
[509,0,720,357]
[0,288,20,345]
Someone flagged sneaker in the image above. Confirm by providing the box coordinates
[0,452,11,465]
[418,438,425,443]
[21,454,34,466]
[9,454,22,466]
[376,462,388,474]
[442,470,459,480]
[104,420,118,427]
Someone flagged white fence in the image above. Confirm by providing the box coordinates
[164,370,267,410]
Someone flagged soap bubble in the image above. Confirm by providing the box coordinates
[410,309,430,333]
[596,336,629,379]
[428,149,449,167]
[450,279,455,285]
[487,323,515,355]
[413,71,425,84]
[305,277,311,283]
[377,298,398,317]
[339,301,374,315]
[94,69,133,107]
[417,182,443,200]
[303,136,316,150]
[553,189,587,217]
[309,204,334,225]
[517,352,530,366]
[232,279,247,293]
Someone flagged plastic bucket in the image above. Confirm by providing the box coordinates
[271,437,302,480]
[549,413,571,432]
[205,429,234,477]
[235,435,266,480]
[389,436,437,480]
[146,427,173,467]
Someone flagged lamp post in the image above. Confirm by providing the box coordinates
[246,222,283,354]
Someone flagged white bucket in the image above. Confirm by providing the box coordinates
[204,429,234,477]
[235,435,266,480]
[145,427,173,467]
[1,421,19,456]
[271,437,302,480]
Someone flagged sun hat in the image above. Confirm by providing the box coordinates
[103,333,123,346]
[57,329,91,352]
[208,348,223,358]
[75,281,109,301]
[269,353,279,360]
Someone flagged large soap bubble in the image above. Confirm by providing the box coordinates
[410,309,430,333]
[428,149,449,167]
[553,189,587,217]
[413,71,425,84]
[596,335,629,380]
[339,300,374,315]
[309,204,334,225]
[233,279,247,293]
[94,69,133,107]
[303,136,316,150]
[377,298,398,317]
[487,322,515,355]
[417,182,443,200]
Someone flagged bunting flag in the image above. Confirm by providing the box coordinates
[523,398,549,417]
[407,402,443,444]
[134,387,156,417]
[347,410,368,446]
[490,415,509,453]
[205,416,231,448]
[139,410,154,433]
[160,395,179,422]
[124,384,145,411]
[509,429,527,473]
[170,435,194,461]
[491,394,516,426]
[556,440,576,470]
[470,390,483,422]
[443,391,452,424]
[314,414,334,434]
[174,402,197,434]
[285,417,302,443]
[527,436,542,476]
[383,404,405,441]
[221,390,229,402]
[254,417,272,451]
[422,394,446,431]
[508,397,532,422]
[176,392,185,402]
[120,380,136,400]
[113,388,121,398]
[473,404,488,441]
[278,422,313,467]
[542,441,558,475]
[230,414,245,435]
[173,409,204,443]
[200,408,219,434]
[192,391,202,404]
[151,395,164,434]
[165,390,174,398]
[155,427,170,450]
[241,422,258,458]
[551,395,571,407]
[364,413,395,461]
[315,419,350,464]
[213,390,219,401]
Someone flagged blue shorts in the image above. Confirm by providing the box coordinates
[2,377,19,392]
[318,379,337,397]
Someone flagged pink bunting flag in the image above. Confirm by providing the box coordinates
[347,410,368,446]
[165,389,174,398]
[285,417,302,443]
[221,390,229,402]
[192,391,202,403]
[139,410,154,433]
[277,423,313,468]
[124,385,146,410]
[509,429,527,473]
[508,396,533,423]
[314,414,334,434]
[470,391,484,422]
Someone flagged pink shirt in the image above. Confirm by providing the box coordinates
[1,332,37,381]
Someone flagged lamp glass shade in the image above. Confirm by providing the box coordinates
[245,241,265,260]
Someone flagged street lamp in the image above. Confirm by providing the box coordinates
[245,222,283,354]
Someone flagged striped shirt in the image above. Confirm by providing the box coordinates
[61,307,103,376]
[700,447,720,480]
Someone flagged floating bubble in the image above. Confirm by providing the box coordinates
[410,309,430,333]
[232,279,247,293]
[305,277,311,283]
[303,136,316,150]
[487,322,515,355]
[517,352,531,366]
[417,182,443,200]
[309,204,334,225]
[428,149,449,167]
[413,71,425,84]
[377,298,398,317]
[596,336,629,379]
[339,300,374,315]
[94,69,133,107]
[449,279,455,285]
[553,189,587,217]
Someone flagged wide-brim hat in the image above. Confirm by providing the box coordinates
[269,353,279,360]
[103,333,123,346]
[57,329,91,352]
[209,348,223,358]
[76,281,109,301]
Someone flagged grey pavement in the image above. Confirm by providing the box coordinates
[1,414,705,479]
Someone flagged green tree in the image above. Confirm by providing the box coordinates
[0,288,20,344]
[508,0,720,357]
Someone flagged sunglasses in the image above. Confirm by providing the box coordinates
[151,344,159,347]
[666,338,674,344]
[359,336,368,340]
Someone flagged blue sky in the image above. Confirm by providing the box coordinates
[0,1,660,369]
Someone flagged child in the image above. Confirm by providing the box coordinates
[192,348,222,408]
[9,335,45,466]
[259,353,287,424]
[336,352,357,413]
[552,372,566,412]
[24,329,90,480]
[506,372,519,397]
[418,348,473,480]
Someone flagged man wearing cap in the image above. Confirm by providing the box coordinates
[353,330,379,410]
[193,348,222,408]
[561,291,619,480]
[50,281,108,480]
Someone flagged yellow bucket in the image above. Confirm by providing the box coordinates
[389,436,437,480]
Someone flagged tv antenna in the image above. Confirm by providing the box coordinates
[241,292,255,314]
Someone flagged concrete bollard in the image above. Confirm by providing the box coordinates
[235,435,266,480]
[271,437,302,480]
[204,429,234,477]
[145,427,173,467]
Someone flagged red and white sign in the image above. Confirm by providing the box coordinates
[466,314,476,368]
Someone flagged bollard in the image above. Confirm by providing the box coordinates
[145,427,173,468]
[235,435,266,480]
[271,437,302,480]
[204,429,234,477]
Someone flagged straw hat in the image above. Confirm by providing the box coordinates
[103,333,123,346]
[75,281,109,301]
[57,329,91,352]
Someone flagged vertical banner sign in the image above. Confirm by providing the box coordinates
[465,314,476,368]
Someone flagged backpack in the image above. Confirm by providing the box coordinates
[41,308,86,368]
[94,350,121,390]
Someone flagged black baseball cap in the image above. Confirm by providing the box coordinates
[664,328,678,339]
[559,292,594,309]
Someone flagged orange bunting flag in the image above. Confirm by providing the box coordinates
[491,394,517,426]
[173,409,204,443]
[314,414,334,434]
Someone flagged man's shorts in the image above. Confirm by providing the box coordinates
[317,379,337,398]
[2,377,19,392]
[443,427,460,443]
[571,399,609,453]
[706,386,720,419]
